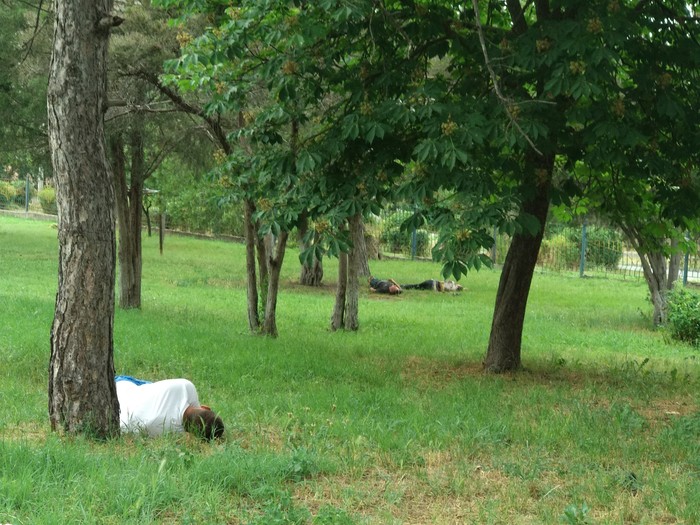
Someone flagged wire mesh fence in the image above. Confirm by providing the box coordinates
[2,178,698,285]
[0,171,56,215]
[366,208,700,284]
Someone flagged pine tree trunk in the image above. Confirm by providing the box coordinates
[112,118,145,309]
[47,0,121,437]
[483,159,553,373]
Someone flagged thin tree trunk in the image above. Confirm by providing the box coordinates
[259,116,295,336]
[244,198,260,332]
[620,225,674,326]
[144,203,152,236]
[643,252,668,326]
[112,118,145,309]
[47,0,121,437]
[344,213,362,330]
[355,217,371,277]
[121,111,146,309]
[298,212,324,286]
[331,250,348,331]
[483,158,553,373]
[262,231,289,337]
[112,134,137,309]
[667,238,681,289]
[111,131,129,270]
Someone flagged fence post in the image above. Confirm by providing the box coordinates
[579,219,588,277]
[410,226,417,260]
[491,226,497,264]
[159,209,165,255]
[25,174,30,213]
[683,232,690,286]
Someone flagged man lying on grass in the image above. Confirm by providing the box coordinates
[115,376,224,440]
[368,276,402,295]
[401,279,463,292]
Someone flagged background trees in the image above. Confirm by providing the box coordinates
[159,0,699,368]
[4,0,698,382]
[107,0,217,309]
[0,1,52,178]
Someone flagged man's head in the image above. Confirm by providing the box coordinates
[443,280,463,292]
[183,407,225,441]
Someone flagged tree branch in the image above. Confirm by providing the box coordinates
[472,0,543,156]
[96,15,124,34]
[506,0,528,35]
[136,70,234,155]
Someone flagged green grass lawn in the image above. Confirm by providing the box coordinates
[1,214,698,524]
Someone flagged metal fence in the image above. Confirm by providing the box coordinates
[1,173,31,211]
[367,208,700,284]
[3,182,698,285]
[0,172,54,214]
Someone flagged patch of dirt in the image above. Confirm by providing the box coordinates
[635,398,697,426]
[283,280,337,294]
[400,356,484,387]
[0,422,48,442]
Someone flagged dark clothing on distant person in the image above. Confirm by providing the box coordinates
[369,276,402,295]
[401,279,463,292]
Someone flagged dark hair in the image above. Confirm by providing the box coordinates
[184,408,225,441]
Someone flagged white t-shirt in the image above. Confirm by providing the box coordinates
[116,378,201,436]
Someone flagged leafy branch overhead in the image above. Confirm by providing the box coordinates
[155,0,699,282]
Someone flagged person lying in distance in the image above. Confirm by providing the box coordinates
[368,276,402,295]
[401,279,463,292]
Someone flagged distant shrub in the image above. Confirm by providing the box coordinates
[0,181,16,208]
[666,287,700,346]
[380,210,431,256]
[38,187,58,215]
[6,180,34,207]
[164,187,244,237]
[538,234,579,270]
[538,225,624,271]
[567,226,624,270]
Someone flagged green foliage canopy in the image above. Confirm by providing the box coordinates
[154,0,700,279]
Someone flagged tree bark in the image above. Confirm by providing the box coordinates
[483,158,553,373]
[122,106,146,308]
[620,225,677,326]
[297,212,324,286]
[354,216,371,277]
[112,114,146,309]
[331,250,348,331]
[262,231,289,337]
[667,238,681,289]
[47,0,120,437]
[244,198,260,332]
[644,252,668,327]
[344,213,362,330]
